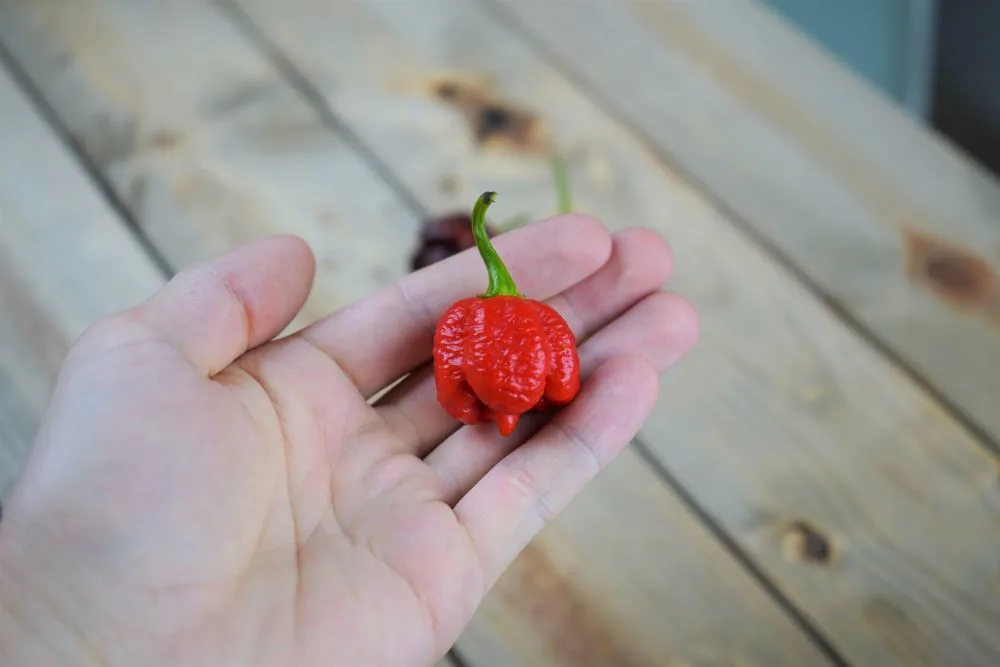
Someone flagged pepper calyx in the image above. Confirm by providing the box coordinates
[472,191,521,298]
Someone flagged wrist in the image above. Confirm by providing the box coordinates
[0,526,103,667]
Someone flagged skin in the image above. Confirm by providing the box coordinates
[0,213,698,667]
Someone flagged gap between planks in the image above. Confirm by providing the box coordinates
[630,434,847,666]
[0,59,167,495]
[0,39,174,276]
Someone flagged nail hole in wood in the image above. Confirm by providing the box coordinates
[904,229,995,308]
[149,130,181,149]
[478,105,512,136]
[436,82,458,99]
[924,253,990,299]
[782,520,832,564]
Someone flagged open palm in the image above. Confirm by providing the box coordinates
[0,214,697,667]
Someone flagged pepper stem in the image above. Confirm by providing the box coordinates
[472,192,520,298]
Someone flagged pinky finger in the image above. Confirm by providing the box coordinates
[454,354,659,589]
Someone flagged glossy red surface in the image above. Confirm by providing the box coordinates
[432,295,580,436]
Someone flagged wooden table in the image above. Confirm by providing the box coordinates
[2,1,999,665]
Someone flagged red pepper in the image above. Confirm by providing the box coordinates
[432,192,580,436]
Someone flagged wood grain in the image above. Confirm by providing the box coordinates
[0,0,419,335]
[451,447,833,667]
[0,1,838,665]
[0,63,165,499]
[224,0,1000,664]
[490,0,1000,447]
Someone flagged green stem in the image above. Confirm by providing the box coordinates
[472,192,520,297]
[552,152,572,213]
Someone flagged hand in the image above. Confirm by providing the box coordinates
[0,214,697,667]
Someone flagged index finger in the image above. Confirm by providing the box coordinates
[295,212,613,397]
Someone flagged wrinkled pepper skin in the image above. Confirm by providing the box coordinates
[432,192,581,436]
[434,295,579,436]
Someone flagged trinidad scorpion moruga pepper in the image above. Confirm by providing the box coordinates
[432,191,581,436]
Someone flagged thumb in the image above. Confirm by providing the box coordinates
[129,235,315,376]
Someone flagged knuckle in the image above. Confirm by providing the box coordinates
[190,266,252,340]
[619,227,675,281]
[559,211,608,235]
[550,213,612,263]
[553,417,603,473]
[71,310,145,356]
[670,294,701,350]
[647,291,700,350]
[506,459,559,523]
[61,310,155,374]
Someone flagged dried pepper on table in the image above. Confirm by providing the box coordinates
[410,212,498,272]
[409,153,570,271]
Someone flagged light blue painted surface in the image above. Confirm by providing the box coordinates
[761,0,936,116]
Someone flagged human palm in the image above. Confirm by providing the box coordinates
[0,215,697,667]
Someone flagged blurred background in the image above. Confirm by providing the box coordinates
[1,1,999,666]
[765,0,1000,175]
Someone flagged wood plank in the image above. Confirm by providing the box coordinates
[490,0,1000,449]
[459,446,834,667]
[0,2,836,665]
[0,63,165,500]
[0,0,419,333]
[223,0,1000,665]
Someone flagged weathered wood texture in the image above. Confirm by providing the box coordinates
[1,0,419,334]
[0,1,837,665]
[491,0,1000,446]
[0,63,164,500]
[222,0,1000,665]
[460,447,833,667]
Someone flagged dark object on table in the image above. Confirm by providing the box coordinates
[410,152,569,272]
[410,212,497,271]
